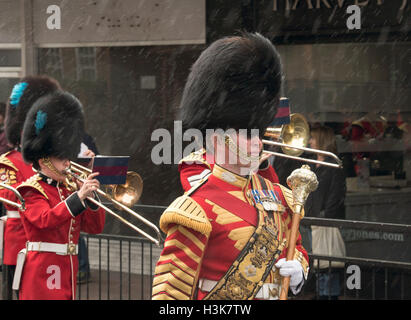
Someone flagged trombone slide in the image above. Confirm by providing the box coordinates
[262,139,343,169]
[67,167,162,246]
[0,182,25,210]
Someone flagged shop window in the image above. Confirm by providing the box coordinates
[40,48,63,79]
[76,47,97,81]
[0,49,21,79]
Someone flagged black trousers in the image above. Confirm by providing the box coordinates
[1,264,18,300]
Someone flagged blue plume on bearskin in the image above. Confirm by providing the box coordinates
[34,110,47,135]
[9,82,28,107]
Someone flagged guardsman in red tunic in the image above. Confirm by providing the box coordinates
[152,33,309,300]
[13,91,105,300]
[0,76,61,300]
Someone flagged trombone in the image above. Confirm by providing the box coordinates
[0,182,26,210]
[263,113,343,169]
[66,162,162,246]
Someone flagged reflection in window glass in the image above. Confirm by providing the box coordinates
[76,47,97,81]
[278,43,411,122]
[0,49,21,67]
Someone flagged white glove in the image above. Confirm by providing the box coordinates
[275,258,304,294]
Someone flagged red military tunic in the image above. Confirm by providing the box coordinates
[0,150,35,265]
[16,173,105,300]
[178,148,279,191]
[152,165,308,300]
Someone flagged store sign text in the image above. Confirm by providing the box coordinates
[272,0,408,12]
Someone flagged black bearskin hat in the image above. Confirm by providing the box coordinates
[21,91,85,165]
[181,32,283,136]
[5,75,61,147]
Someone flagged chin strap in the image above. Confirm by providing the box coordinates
[223,134,261,163]
[40,157,77,192]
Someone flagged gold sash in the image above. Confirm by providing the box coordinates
[203,202,286,300]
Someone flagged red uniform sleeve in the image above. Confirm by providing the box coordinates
[152,223,208,300]
[19,188,74,230]
[80,206,105,234]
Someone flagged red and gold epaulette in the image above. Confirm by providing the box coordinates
[178,148,211,170]
[0,152,18,187]
[0,151,18,172]
[160,194,212,236]
[276,184,305,217]
[17,174,49,200]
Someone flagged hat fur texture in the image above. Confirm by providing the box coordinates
[22,91,85,164]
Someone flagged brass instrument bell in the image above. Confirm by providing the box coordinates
[109,171,144,208]
[264,113,310,157]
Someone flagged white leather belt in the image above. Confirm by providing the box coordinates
[198,278,280,300]
[6,210,20,218]
[26,241,78,255]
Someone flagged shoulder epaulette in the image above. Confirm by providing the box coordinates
[160,194,212,236]
[276,184,305,217]
[17,175,49,200]
[0,152,18,172]
[179,148,211,170]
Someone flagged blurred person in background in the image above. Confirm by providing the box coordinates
[303,125,346,300]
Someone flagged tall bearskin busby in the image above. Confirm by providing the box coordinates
[5,76,61,148]
[181,32,283,135]
[21,91,85,167]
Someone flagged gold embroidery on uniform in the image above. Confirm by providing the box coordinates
[0,168,10,184]
[160,196,212,235]
[228,226,255,250]
[204,199,242,225]
[0,167,17,187]
[176,225,206,251]
[8,170,17,185]
[157,253,196,277]
[154,263,195,285]
[17,174,48,199]
[0,152,18,171]
[227,191,248,203]
[203,174,291,300]
[152,283,190,300]
[204,221,286,300]
[153,273,192,296]
[163,239,201,262]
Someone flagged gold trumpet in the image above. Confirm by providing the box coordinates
[0,182,26,210]
[66,161,162,246]
[263,113,343,169]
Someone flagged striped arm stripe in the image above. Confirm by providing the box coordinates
[176,225,206,251]
[163,238,201,263]
[154,261,194,285]
[164,235,204,259]
[152,293,178,300]
[152,282,190,300]
[153,273,192,296]
[157,254,196,277]
[160,244,199,270]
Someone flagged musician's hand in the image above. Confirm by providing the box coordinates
[275,258,304,289]
[259,152,271,164]
[258,152,272,169]
[82,149,95,158]
[77,172,100,201]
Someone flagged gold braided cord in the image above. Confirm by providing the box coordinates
[224,135,261,163]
